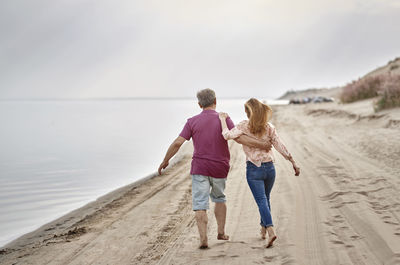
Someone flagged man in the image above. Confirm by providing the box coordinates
[158,88,271,249]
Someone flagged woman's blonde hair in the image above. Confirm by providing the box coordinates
[244,98,272,137]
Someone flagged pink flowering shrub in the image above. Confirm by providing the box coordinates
[340,74,400,110]
[340,76,383,103]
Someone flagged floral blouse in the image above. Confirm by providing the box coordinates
[222,120,292,167]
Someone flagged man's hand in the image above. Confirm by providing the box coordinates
[158,160,169,175]
[261,139,273,152]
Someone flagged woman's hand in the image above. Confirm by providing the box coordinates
[293,163,300,176]
[219,112,229,120]
[219,112,229,133]
[288,156,300,176]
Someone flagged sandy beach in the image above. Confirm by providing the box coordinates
[1,100,400,265]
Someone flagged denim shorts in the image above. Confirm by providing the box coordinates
[191,175,226,211]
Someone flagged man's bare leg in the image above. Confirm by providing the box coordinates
[195,210,208,248]
[215,202,229,240]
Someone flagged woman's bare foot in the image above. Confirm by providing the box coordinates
[260,226,267,240]
[217,233,229,240]
[266,235,277,248]
[265,226,276,248]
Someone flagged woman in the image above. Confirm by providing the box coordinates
[219,98,300,248]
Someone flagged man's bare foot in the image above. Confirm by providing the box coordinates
[217,233,229,240]
[199,244,208,249]
[260,226,266,240]
[199,237,208,249]
[266,235,277,248]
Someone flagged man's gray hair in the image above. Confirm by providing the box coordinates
[197,88,216,108]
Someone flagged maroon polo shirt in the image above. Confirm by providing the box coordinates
[179,109,235,178]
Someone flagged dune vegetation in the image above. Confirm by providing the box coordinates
[340,74,400,111]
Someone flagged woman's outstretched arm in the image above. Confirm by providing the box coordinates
[270,126,300,176]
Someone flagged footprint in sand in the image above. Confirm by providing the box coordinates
[330,201,357,209]
[320,191,351,201]
[350,235,361,240]
[327,231,338,236]
[209,254,226,258]
[369,178,386,185]
[330,240,345,245]
[264,255,277,262]
[384,220,400,225]
[251,246,264,250]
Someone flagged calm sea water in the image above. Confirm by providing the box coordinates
[0,98,287,247]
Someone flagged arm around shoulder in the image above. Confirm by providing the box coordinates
[235,135,272,151]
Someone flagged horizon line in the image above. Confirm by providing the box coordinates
[0,96,284,101]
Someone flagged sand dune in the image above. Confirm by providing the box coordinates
[365,57,400,77]
[1,101,400,265]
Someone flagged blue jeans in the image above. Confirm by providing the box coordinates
[246,161,276,227]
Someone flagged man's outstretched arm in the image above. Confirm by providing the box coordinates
[158,136,186,175]
[234,135,272,152]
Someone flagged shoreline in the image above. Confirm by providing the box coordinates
[1,141,193,251]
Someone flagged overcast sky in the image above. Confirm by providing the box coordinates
[0,0,399,99]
